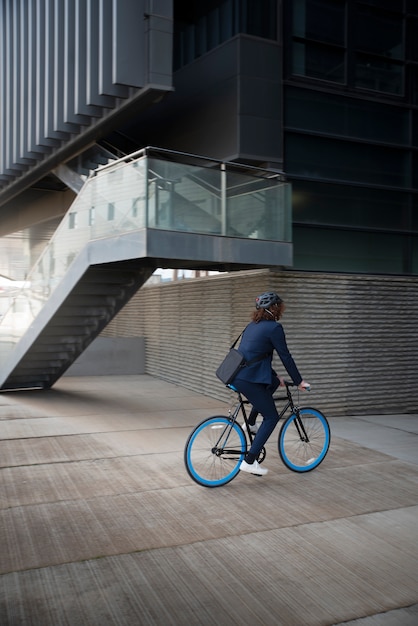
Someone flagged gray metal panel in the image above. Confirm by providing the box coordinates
[74,0,103,118]
[12,1,24,165]
[35,0,60,147]
[0,2,6,174]
[112,0,146,88]
[145,7,174,86]
[53,0,79,134]
[86,0,115,108]
[44,0,68,141]
[4,1,13,172]
[13,0,34,166]
[144,229,293,269]
[25,0,46,157]
[18,0,28,160]
[99,0,129,97]
[63,0,90,126]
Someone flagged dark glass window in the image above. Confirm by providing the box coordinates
[243,0,277,39]
[286,134,409,187]
[406,18,418,62]
[412,111,418,147]
[292,181,409,231]
[355,54,403,95]
[292,41,345,82]
[355,5,403,60]
[107,203,115,221]
[174,0,277,70]
[293,226,404,273]
[69,213,77,229]
[360,0,403,11]
[412,196,418,231]
[413,154,418,190]
[413,235,418,274]
[285,87,409,144]
[293,0,345,45]
[288,0,406,96]
[407,0,418,16]
[410,67,418,106]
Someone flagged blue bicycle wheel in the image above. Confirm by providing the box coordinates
[278,407,330,472]
[184,416,247,487]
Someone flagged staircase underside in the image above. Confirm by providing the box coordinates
[0,228,292,390]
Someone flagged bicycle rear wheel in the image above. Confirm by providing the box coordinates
[184,416,246,487]
[278,407,330,472]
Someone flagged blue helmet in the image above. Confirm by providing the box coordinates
[255,291,282,310]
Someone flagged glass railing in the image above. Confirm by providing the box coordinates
[0,147,291,367]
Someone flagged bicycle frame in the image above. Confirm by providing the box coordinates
[212,384,310,458]
[235,388,291,436]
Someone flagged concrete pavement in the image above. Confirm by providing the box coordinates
[1,374,417,625]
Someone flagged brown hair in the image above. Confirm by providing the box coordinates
[251,301,285,323]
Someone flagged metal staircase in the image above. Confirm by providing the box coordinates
[0,147,292,391]
[3,261,155,390]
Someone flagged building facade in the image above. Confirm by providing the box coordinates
[0,1,417,410]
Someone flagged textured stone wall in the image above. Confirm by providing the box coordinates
[102,269,418,416]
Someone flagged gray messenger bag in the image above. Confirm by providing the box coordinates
[215,330,268,385]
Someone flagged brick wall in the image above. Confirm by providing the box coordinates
[102,269,418,416]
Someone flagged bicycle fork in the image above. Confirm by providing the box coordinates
[211,410,242,457]
[293,408,309,443]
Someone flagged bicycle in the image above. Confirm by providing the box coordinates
[184,381,331,487]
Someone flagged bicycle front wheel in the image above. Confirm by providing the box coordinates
[278,407,330,472]
[184,416,247,487]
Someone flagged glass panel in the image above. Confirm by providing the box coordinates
[413,235,418,274]
[243,0,277,39]
[293,41,345,82]
[355,6,403,60]
[407,0,418,16]
[146,158,291,241]
[406,18,418,62]
[285,87,410,144]
[410,67,418,106]
[362,0,403,11]
[293,226,404,273]
[147,158,222,234]
[292,181,410,230]
[286,134,409,187]
[226,171,291,241]
[413,154,418,190]
[174,0,277,70]
[293,0,345,45]
[413,196,418,231]
[413,111,418,146]
[355,53,403,95]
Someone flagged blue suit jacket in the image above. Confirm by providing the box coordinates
[234,320,302,386]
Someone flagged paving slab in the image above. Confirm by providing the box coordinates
[1,375,418,626]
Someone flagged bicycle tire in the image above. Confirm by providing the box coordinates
[184,416,247,487]
[278,407,330,472]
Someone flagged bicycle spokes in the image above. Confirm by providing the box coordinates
[278,408,330,473]
[184,416,247,487]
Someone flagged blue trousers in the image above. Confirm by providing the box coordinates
[233,378,280,459]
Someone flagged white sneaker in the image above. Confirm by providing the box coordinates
[239,459,268,476]
[241,421,259,435]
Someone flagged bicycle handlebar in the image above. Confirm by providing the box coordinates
[284,380,311,391]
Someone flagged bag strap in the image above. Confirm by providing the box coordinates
[246,352,271,366]
[229,332,243,350]
[230,327,270,366]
